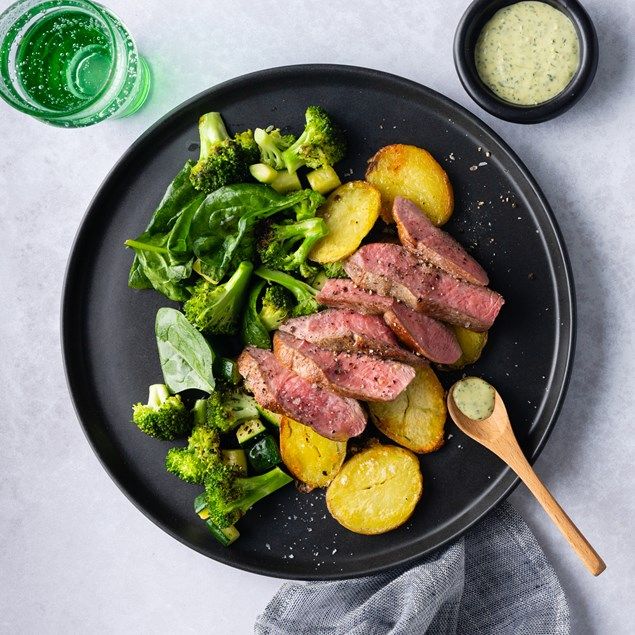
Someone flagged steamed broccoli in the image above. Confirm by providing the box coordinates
[322,261,347,278]
[165,416,221,484]
[183,261,253,335]
[255,267,320,317]
[254,127,296,170]
[242,281,293,348]
[206,389,260,433]
[282,106,345,174]
[131,384,192,440]
[189,112,259,194]
[260,285,293,331]
[258,217,328,278]
[204,463,292,528]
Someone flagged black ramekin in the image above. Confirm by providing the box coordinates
[454,0,599,124]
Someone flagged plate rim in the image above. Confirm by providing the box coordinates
[61,63,576,580]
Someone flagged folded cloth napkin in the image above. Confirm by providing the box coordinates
[255,502,569,635]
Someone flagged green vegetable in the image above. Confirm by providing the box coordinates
[256,405,283,427]
[183,261,253,336]
[236,419,267,446]
[241,281,272,349]
[270,170,302,194]
[255,267,320,317]
[188,184,324,284]
[189,112,259,194]
[282,106,345,174]
[205,389,260,433]
[322,261,348,278]
[247,435,281,473]
[165,423,221,484]
[203,463,292,528]
[194,494,240,546]
[213,357,241,386]
[254,127,296,170]
[221,449,248,475]
[249,163,278,184]
[258,217,328,278]
[155,308,216,394]
[306,165,341,194]
[131,384,192,440]
[241,281,293,349]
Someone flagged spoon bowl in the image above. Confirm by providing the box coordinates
[448,380,606,576]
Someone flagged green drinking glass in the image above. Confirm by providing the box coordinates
[0,0,150,126]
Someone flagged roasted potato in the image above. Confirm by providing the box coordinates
[326,444,423,534]
[369,365,446,453]
[365,144,453,225]
[446,326,488,369]
[309,181,381,263]
[280,417,347,489]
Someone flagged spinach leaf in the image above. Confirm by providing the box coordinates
[146,160,199,235]
[241,280,271,349]
[190,185,323,283]
[155,307,216,394]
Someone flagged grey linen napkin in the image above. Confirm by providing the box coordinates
[255,502,569,635]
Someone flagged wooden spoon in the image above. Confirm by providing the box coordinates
[447,381,606,576]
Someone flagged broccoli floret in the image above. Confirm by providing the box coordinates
[165,411,221,484]
[189,112,259,194]
[254,128,296,170]
[255,267,320,317]
[204,463,292,528]
[206,389,260,433]
[183,261,253,335]
[281,106,346,174]
[131,384,192,440]
[323,261,347,278]
[260,285,293,331]
[258,217,328,278]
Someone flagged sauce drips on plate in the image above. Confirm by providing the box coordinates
[474,1,580,106]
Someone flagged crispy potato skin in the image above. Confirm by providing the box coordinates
[440,326,489,370]
[365,144,454,225]
[326,444,423,534]
[369,366,446,453]
[280,417,347,489]
[309,181,381,263]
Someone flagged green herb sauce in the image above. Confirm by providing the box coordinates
[453,377,495,421]
[474,1,580,106]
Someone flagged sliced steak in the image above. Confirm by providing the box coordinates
[278,309,422,364]
[345,243,504,331]
[316,278,393,315]
[393,197,489,286]
[273,331,415,402]
[384,302,461,364]
[237,347,367,441]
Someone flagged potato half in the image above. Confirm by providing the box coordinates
[446,326,489,370]
[280,417,347,489]
[365,144,453,225]
[326,444,423,534]
[369,365,446,453]
[309,181,381,263]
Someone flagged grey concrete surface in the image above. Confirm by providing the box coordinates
[0,1,632,633]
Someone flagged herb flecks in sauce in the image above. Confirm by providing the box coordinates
[474,1,580,106]
[453,377,495,421]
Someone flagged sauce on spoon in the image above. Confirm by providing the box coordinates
[452,376,495,421]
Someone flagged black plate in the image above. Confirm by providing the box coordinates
[62,65,575,580]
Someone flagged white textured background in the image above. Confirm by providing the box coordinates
[0,1,633,633]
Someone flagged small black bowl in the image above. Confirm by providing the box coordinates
[454,0,599,124]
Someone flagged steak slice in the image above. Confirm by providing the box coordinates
[393,197,489,286]
[237,347,366,441]
[384,302,462,364]
[345,243,504,331]
[316,278,393,315]
[278,309,422,364]
[273,331,415,402]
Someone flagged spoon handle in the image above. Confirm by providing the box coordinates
[507,450,606,576]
